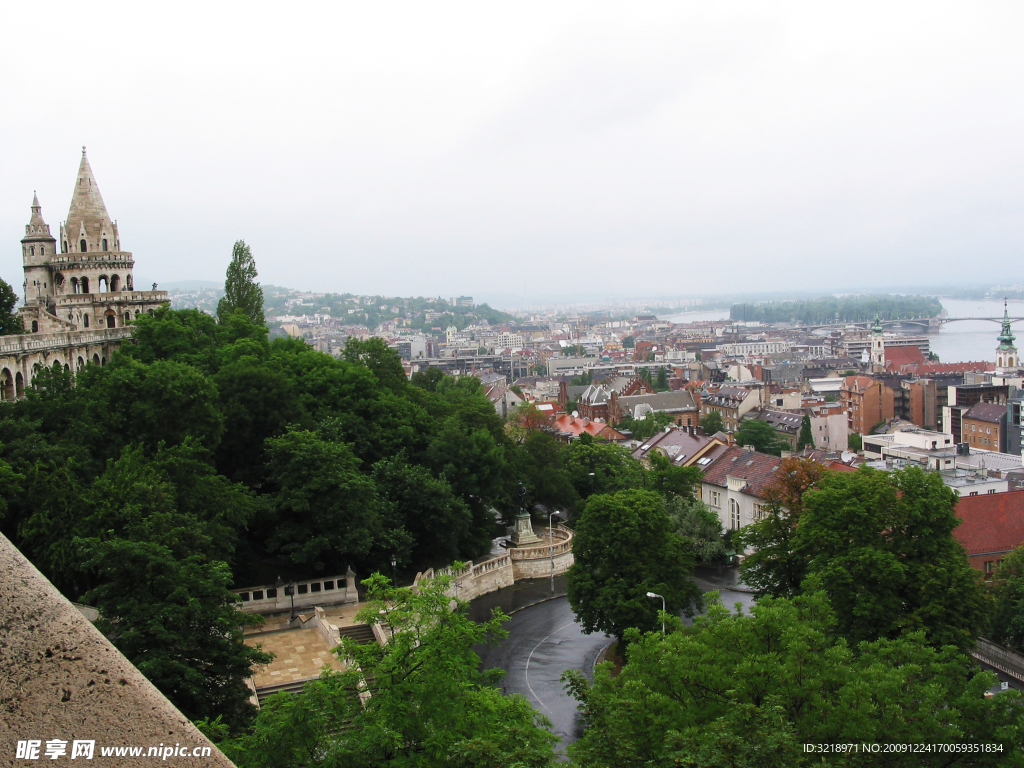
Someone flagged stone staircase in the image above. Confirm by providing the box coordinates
[255,678,313,705]
[336,623,375,645]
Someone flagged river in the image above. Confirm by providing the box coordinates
[662,298,1022,364]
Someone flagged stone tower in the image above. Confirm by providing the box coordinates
[17,148,165,336]
[870,313,885,373]
[21,193,57,307]
[996,300,1017,371]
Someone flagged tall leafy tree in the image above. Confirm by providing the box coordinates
[797,413,814,450]
[210,573,558,767]
[798,467,987,651]
[0,277,24,335]
[738,458,825,597]
[218,239,265,326]
[989,545,1024,652]
[82,536,270,730]
[566,489,702,643]
[565,592,1023,768]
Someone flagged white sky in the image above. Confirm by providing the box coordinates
[2,2,1022,305]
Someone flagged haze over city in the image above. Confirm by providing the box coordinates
[2,2,1022,304]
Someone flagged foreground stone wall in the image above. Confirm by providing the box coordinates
[0,533,235,768]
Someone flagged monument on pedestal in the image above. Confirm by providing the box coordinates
[510,482,540,546]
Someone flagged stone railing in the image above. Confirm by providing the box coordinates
[508,525,573,561]
[413,524,575,599]
[0,326,132,355]
[233,569,359,614]
[414,555,515,602]
[973,637,1024,683]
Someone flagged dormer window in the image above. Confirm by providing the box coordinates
[80,239,87,252]
[102,239,108,250]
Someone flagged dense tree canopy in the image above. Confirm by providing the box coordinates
[742,463,988,653]
[734,418,787,456]
[566,592,1023,767]
[730,294,943,325]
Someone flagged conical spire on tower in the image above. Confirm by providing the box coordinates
[998,299,1016,349]
[61,147,119,254]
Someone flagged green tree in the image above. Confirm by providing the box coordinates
[989,545,1024,652]
[666,495,725,563]
[341,337,408,393]
[0,277,25,335]
[848,432,863,451]
[624,411,673,441]
[566,489,702,643]
[798,467,988,652]
[564,438,645,506]
[700,410,723,435]
[263,429,382,573]
[734,418,786,456]
[218,240,265,326]
[564,592,1024,768]
[82,536,271,730]
[212,573,557,767]
[739,458,825,598]
[655,366,669,390]
[797,413,813,450]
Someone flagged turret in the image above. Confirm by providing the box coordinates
[21,193,57,305]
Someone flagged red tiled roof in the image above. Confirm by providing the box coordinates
[885,345,925,370]
[954,491,1024,557]
[701,445,782,496]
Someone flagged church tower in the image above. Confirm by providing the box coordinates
[21,193,57,306]
[996,300,1017,371]
[870,313,885,373]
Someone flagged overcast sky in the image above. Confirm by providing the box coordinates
[2,2,1022,306]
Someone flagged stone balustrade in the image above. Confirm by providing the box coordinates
[233,569,359,614]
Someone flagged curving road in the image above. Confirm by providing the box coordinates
[473,589,611,751]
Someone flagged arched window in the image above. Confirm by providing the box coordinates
[29,246,35,256]
[729,499,741,530]
[15,372,24,398]
[98,276,108,293]
[110,274,120,291]
[124,312,131,325]
[92,354,100,365]
[81,277,89,293]
[80,239,87,252]
[63,240,68,252]
[31,321,38,333]
[126,275,133,290]
[0,369,13,401]
[105,311,116,328]
[102,239,108,250]
[83,314,89,328]
[77,357,84,370]
[70,277,78,294]
[40,246,44,255]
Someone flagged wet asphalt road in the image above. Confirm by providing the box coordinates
[471,578,611,752]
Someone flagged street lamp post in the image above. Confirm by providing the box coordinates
[646,591,665,635]
[285,582,297,623]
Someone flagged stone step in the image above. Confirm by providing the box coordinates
[336,623,376,645]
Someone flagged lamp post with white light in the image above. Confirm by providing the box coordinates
[646,591,665,635]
